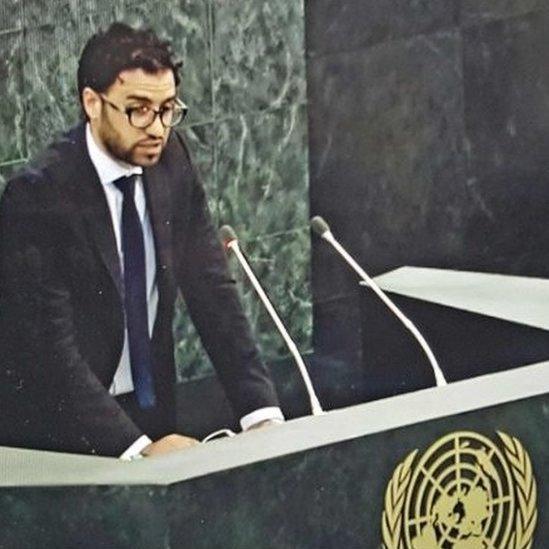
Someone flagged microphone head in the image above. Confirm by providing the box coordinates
[310,216,331,237]
[219,225,238,247]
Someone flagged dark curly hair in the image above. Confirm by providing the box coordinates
[77,22,182,115]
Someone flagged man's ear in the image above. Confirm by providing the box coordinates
[82,87,102,121]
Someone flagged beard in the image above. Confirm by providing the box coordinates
[98,118,166,167]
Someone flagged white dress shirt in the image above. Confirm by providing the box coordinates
[85,125,283,459]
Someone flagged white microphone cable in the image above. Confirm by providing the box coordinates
[220,225,324,415]
[310,216,447,387]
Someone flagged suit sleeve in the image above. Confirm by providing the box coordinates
[0,176,144,456]
[172,134,281,420]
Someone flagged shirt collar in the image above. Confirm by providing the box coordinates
[85,123,143,186]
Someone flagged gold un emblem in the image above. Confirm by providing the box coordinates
[382,431,537,548]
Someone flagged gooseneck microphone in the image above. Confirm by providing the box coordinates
[311,216,447,387]
[219,225,324,416]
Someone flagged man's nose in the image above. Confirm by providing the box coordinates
[146,114,165,138]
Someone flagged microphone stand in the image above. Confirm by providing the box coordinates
[311,216,447,387]
[221,226,324,416]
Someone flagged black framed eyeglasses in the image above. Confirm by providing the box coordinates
[99,94,188,128]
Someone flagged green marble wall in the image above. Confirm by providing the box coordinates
[0,0,311,381]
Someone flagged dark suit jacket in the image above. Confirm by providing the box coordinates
[0,123,279,456]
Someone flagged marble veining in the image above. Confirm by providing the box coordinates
[0,0,23,32]
[216,105,309,237]
[0,31,25,164]
[212,0,306,116]
[461,0,545,26]
[24,0,84,29]
[305,0,458,58]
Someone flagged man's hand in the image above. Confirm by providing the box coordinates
[141,433,199,457]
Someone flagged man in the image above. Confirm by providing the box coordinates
[0,23,283,459]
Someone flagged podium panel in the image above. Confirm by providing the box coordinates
[1,361,549,547]
[361,267,549,400]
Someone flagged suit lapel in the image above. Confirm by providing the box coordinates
[143,161,175,292]
[69,125,124,296]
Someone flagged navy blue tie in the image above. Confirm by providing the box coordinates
[113,175,156,409]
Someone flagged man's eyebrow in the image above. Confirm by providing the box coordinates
[125,94,177,104]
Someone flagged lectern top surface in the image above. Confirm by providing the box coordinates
[1,359,549,488]
[372,267,549,331]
